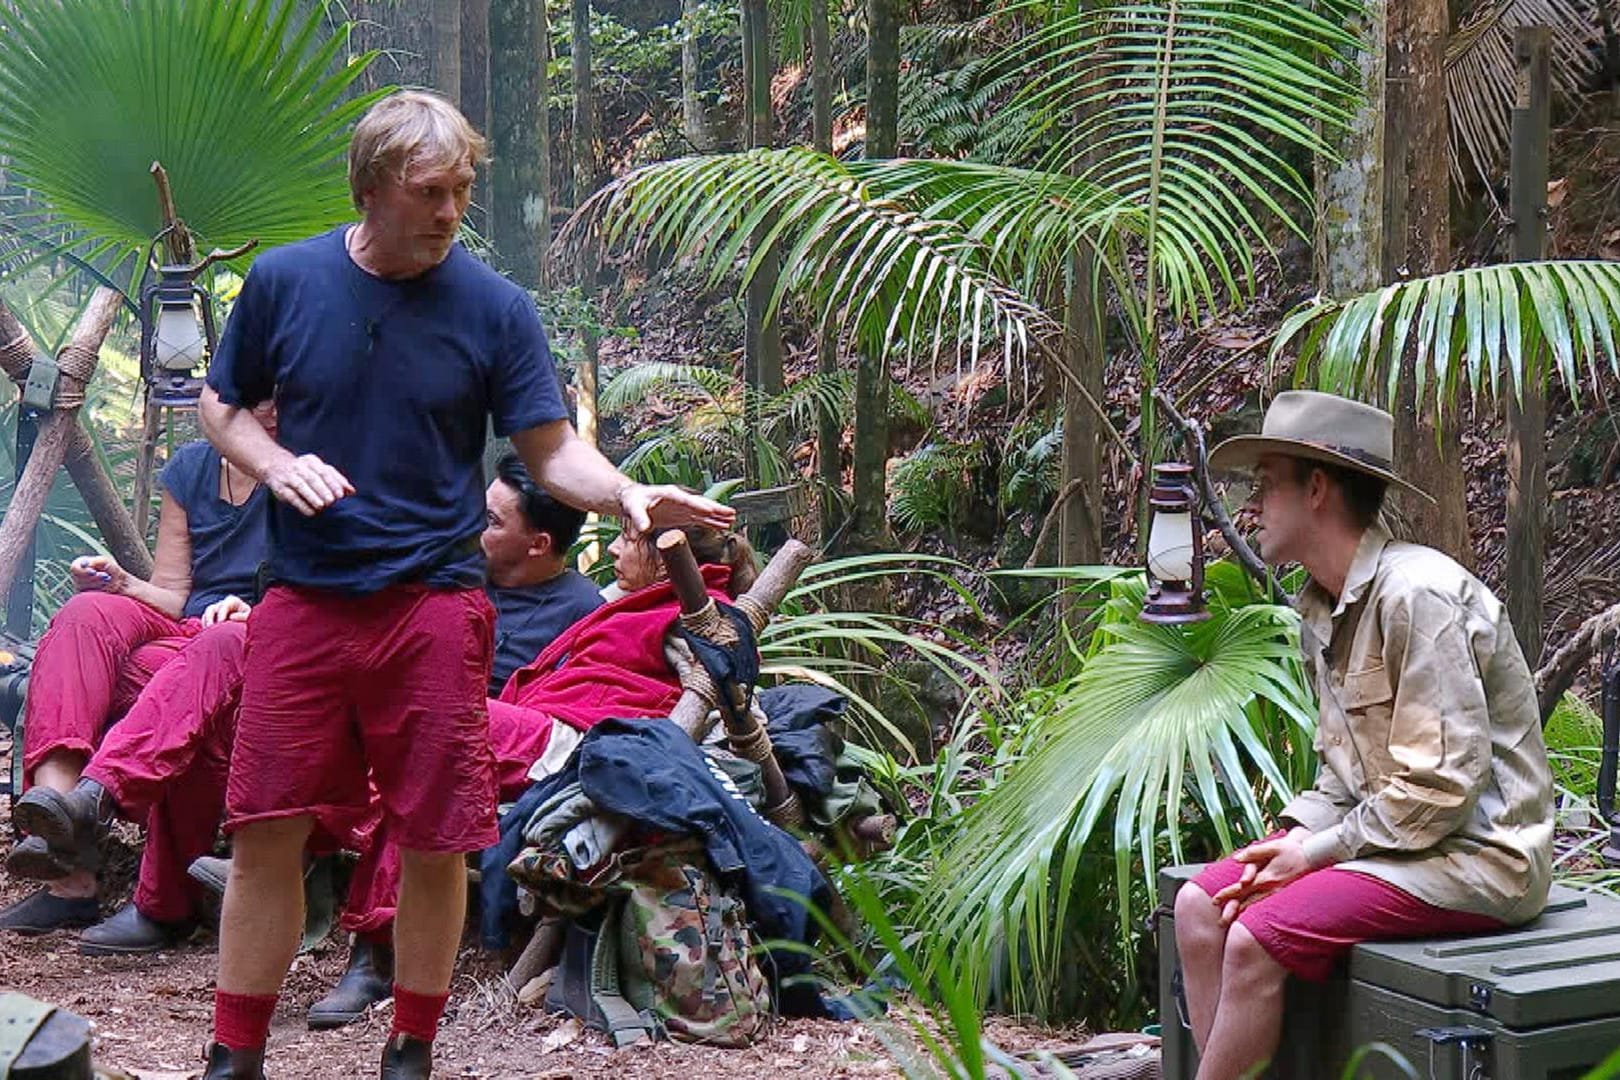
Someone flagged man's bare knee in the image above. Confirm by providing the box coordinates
[1175,884,1223,949]
[229,816,313,877]
[1221,922,1285,987]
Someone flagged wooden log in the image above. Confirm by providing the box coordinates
[656,531,715,619]
[0,290,123,613]
[1535,599,1620,722]
[0,298,153,580]
[505,916,564,990]
[63,432,153,580]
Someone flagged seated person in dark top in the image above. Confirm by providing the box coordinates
[1,403,274,935]
[482,452,605,695]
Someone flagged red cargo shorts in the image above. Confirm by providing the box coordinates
[224,584,499,853]
[1190,840,1506,981]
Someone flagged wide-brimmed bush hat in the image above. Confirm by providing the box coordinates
[1208,390,1433,503]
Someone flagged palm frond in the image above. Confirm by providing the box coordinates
[910,562,1315,1020]
[1275,260,1620,411]
[1001,0,1365,320]
[598,361,736,413]
[564,148,1059,370]
[1446,0,1605,189]
[0,0,379,288]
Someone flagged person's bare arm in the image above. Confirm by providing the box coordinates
[509,420,734,536]
[199,386,353,515]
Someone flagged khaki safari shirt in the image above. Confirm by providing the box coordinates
[1279,525,1554,926]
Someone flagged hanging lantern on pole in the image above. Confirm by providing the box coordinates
[1141,461,1209,624]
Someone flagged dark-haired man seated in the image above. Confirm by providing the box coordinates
[1173,391,1554,1080]
[9,454,602,959]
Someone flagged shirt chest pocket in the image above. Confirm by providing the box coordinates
[1341,663,1397,775]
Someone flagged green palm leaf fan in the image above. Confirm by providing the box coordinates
[0,0,380,286]
[910,564,1317,1021]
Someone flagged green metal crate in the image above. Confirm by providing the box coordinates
[1157,865,1620,1079]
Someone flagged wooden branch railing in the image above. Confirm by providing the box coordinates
[0,290,152,611]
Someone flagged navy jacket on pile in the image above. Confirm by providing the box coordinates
[481,717,833,1015]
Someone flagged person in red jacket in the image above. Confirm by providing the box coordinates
[306,522,758,1028]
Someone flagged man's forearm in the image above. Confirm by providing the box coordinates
[199,387,293,483]
[511,422,629,517]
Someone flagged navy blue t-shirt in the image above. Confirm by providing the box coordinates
[487,569,603,696]
[160,440,271,619]
[207,226,569,593]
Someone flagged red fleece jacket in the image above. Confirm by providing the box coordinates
[496,564,733,730]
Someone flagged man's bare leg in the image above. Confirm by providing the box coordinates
[1196,923,1287,1080]
[393,848,466,996]
[217,816,312,994]
[1173,883,1227,1051]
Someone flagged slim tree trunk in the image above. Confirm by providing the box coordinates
[1506,26,1550,664]
[682,0,714,151]
[572,0,601,448]
[433,0,463,105]
[490,0,548,289]
[462,0,491,233]
[812,0,842,537]
[741,0,784,487]
[847,0,900,549]
[1059,250,1104,568]
[865,0,900,158]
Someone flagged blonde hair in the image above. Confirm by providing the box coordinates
[348,91,489,211]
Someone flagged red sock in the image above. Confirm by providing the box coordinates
[214,990,277,1051]
[391,986,449,1042]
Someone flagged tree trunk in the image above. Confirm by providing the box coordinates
[353,0,433,93]
[433,0,463,105]
[847,0,900,549]
[681,0,715,151]
[740,0,784,489]
[461,0,491,234]
[865,0,900,158]
[1505,26,1551,665]
[572,0,601,449]
[812,0,841,537]
[1385,0,1469,564]
[490,0,548,289]
[461,0,490,130]
[1319,0,1466,562]
[1059,249,1104,568]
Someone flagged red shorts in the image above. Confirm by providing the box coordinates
[1190,844,1506,981]
[224,584,498,854]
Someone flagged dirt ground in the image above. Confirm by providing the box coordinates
[0,784,1083,1080]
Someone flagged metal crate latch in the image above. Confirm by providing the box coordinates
[1416,1025,1493,1080]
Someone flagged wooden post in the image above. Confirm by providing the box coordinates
[0,290,124,611]
[133,162,197,538]
[1506,26,1551,666]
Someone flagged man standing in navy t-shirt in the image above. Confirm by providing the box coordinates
[197,91,731,1080]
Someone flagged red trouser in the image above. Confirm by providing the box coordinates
[22,592,200,779]
[82,621,247,923]
[341,699,557,938]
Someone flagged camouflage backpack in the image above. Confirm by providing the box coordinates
[545,839,772,1048]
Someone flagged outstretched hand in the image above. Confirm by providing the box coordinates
[1211,831,1313,926]
[618,482,736,538]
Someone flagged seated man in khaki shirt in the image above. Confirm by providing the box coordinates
[1174,390,1554,1080]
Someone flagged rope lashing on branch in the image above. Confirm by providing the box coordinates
[0,332,33,384]
[53,342,100,409]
